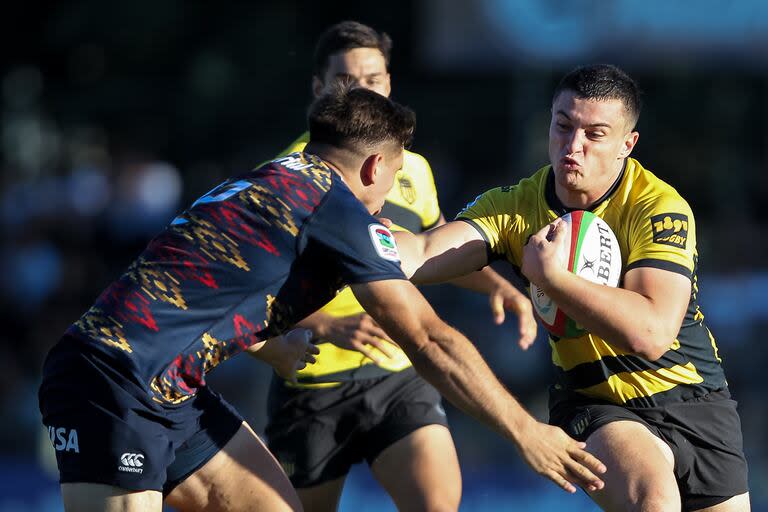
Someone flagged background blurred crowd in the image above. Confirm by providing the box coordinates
[1,1,767,510]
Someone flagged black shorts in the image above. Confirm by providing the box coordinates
[38,336,243,494]
[549,388,749,510]
[265,367,448,488]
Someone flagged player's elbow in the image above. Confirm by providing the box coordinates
[394,317,439,361]
[402,319,455,370]
[628,327,677,361]
[634,344,669,362]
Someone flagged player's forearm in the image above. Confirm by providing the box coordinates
[406,322,536,445]
[392,231,427,279]
[294,311,331,339]
[395,226,487,284]
[447,265,508,294]
[541,272,676,360]
[245,335,279,361]
[411,250,487,285]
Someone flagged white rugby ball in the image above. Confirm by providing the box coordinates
[529,210,622,338]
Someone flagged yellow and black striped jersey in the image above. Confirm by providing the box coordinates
[457,158,726,407]
[276,132,442,387]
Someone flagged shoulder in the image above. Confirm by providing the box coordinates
[625,158,692,214]
[518,165,551,195]
[403,149,432,173]
[459,165,549,209]
[473,165,549,205]
[401,149,437,188]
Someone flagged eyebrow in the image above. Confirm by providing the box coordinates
[556,110,612,129]
[334,71,385,79]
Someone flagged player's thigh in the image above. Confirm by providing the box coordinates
[61,483,162,512]
[165,421,301,512]
[586,420,679,512]
[691,492,751,512]
[370,424,461,512]
[295,476,347,512]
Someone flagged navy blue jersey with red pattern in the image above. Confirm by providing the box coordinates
[64,152,405,405]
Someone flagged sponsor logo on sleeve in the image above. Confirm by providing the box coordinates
[368,224,401,261]
[650,213,688,248]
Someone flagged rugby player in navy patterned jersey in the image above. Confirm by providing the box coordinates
[39,84,605,512]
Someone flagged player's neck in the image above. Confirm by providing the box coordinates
[304,142,367,200]
[305,142,355,180]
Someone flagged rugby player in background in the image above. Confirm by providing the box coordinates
[396,64,750,511]
[265,21,537,512]
[39,84,605,512]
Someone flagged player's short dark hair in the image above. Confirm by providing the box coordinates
[308,79,414,153]
[554,64,642,128]
[313,21,392,77]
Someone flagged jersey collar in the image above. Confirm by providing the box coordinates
[544,159,627,216]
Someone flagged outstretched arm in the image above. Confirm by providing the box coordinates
[351,278,606,494]
[425,215,537,349]
[395,220,537,349]
[395,220,489,283]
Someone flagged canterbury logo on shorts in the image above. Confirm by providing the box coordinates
[118,452,145,473]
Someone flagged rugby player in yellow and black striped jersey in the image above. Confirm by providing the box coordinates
[458,159,723,409]
[397,65,749,510]
[264,22,538,512]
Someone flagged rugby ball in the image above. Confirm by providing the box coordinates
[529,211,622,338]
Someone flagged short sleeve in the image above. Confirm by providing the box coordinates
[626,193,696,279]
[303,182,407,284]
[455,187,517,264]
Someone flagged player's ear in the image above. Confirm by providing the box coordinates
[360,153,383,186]
[311,76,325,98]
[619,131,639,159]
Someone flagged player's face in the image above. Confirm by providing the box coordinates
[315,48,391,97]
[368,147,403,214]
[548,90,638,198]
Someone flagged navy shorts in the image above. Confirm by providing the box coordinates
[265,367,448,488]
[39,336,243,494]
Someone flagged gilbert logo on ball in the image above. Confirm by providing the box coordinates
[529,210,622,338]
